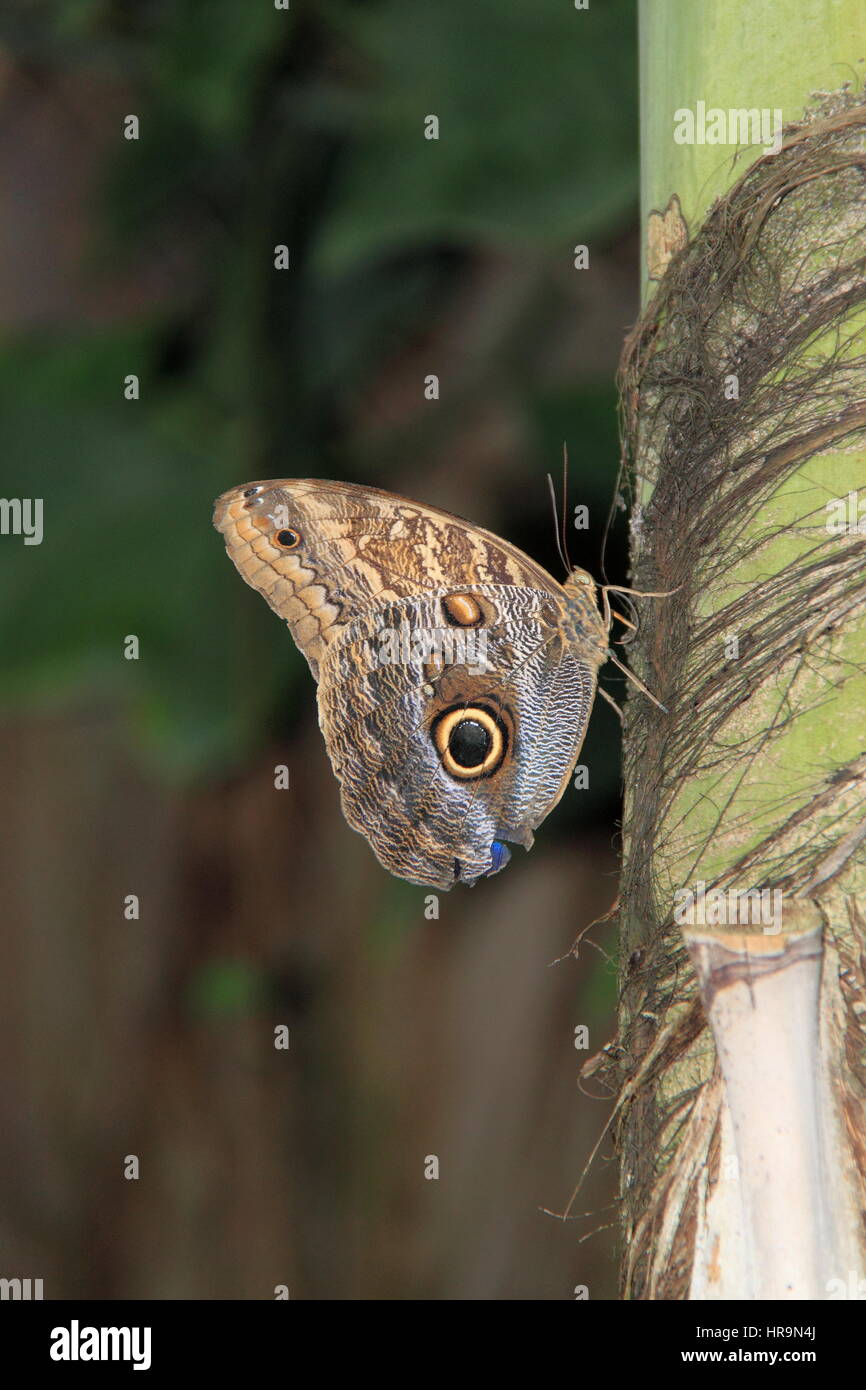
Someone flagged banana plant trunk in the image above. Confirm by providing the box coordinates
[614,0,866,1299]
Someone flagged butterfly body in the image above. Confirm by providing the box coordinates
[214,479,609,889]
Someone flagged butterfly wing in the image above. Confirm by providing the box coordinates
[214,480,603,889]
[316,586,598,889]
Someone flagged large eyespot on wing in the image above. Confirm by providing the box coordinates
[431,704,510,780]
[316,654,511,889]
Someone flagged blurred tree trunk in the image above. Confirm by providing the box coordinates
[616,0,866,1299]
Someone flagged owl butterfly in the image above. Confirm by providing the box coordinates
[214,479,624,890]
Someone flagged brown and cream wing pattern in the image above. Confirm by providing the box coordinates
[213,478,607,889]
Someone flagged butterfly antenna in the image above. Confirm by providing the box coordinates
[547,472,570,577]
[561,442,573,572]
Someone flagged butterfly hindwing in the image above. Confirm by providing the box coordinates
[316,586,597,888]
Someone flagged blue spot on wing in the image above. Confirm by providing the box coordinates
[488,840,512,876]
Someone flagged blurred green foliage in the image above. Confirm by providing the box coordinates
[187,956,267,1019]
[0,0,637,782]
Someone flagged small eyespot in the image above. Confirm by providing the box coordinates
[442,593,484,628]
[275,529,301,550]
[243,486,262,497]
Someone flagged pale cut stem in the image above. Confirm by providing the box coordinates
[685,906,865,1299]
